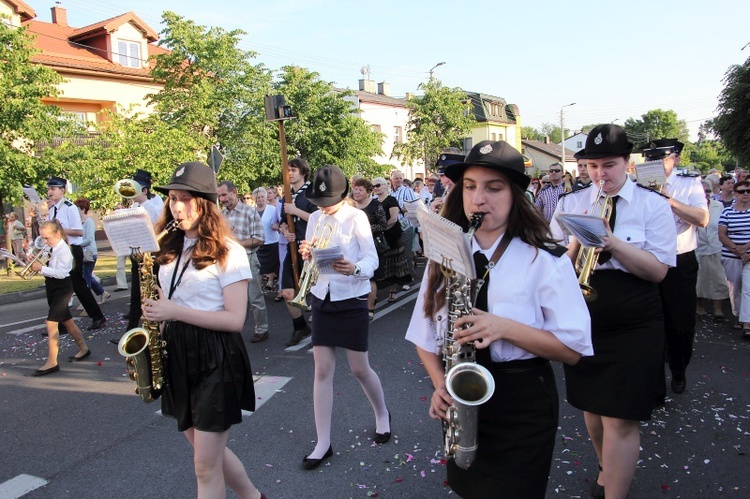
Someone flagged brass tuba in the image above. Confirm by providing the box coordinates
[114,178,142,208]
[442,213,496,470]
[574,180,612,302]
[117,219,179,403]
[289,220,334,311]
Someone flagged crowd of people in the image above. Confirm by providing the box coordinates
[6,126,750,498]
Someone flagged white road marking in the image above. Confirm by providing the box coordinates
[0,474,48,498]
[3,318,82,336]
[0,316,48,328]
[285,336,312,351]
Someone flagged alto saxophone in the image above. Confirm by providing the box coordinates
[441,213,496,470]
[117,220,179,403]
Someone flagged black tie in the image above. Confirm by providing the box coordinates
[473,251,489,312]
[52,206,58,219]
[598,195,620,264]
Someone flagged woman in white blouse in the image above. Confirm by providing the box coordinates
[144,162,266,499]
[298,165,391,470]
[31,220,91,376]
[406,140,592,498]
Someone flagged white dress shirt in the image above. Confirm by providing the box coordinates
[551,178,677,271]
[260,207,280,245]
[134,195,164,224]
[307,203,378,302]
[696,199,724,256]
[40,238,72,279]
[48,198,83,245]
[405,235,593,362]
[665,171,708,254]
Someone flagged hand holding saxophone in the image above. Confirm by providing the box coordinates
[453,309,507,348]
[428,385,454,421]
[141,287,176,322]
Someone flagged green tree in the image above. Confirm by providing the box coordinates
[274,66,385,179]
[623,109,689,148]
[392,78,475,169]
[713,50,750,165]
[0,18,69,206]
[521,126,543,140]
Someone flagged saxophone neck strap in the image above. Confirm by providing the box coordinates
[168,248,192,300]
[476,231,512,285]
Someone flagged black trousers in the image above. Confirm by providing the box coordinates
[70,244,103,321]
[659,250,698,378]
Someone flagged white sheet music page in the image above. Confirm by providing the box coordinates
[102,207,160,257]
[312,245,344,274]
[635,160,666,189]
[555,213,608,248]
[416,208,475,279]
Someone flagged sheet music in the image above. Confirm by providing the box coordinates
[22,186,42,203]
[416,209,475,279]
[635,160,666,189]
[555,213,608,248]
[403,199,423,228]
[312,245,344,274]
[101,207,160,257]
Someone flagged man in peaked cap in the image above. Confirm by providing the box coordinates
[430,149,464,213]
[46,176,107,330]
[643,138,708,395]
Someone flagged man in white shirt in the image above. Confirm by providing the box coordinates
[644,139,709,395]
[390,170,418,281]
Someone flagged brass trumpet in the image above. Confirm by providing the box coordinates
[114,178,142,208]
[575,181,612,302]
[289,221,334,311]
[17,236,51,280]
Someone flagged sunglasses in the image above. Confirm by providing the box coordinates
[243,196,252,200]
[549,169,562,173]
[373,183,382,188]
[541,181,551,185]
[736,190,750,194]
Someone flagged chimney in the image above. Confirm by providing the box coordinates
[358,78,376,94]
[51,5,68,26]
[377,82,391,96]
[544,136,549,144]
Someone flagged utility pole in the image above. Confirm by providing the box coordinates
[560,102,576,172]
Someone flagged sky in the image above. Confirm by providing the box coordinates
[30,0,750,141]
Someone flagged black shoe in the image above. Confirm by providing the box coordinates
[122,313,131,320]
[374,411,392,444]
[113,287,128,292]
[32,365,60,377]
[88,317,107,330]
[302,445,333,470]
[671,375,686,394]
[68,349,91,362]
[109,338,120,345]
[286,325,311,346]
[591,465,605,498]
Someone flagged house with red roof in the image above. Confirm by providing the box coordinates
[2,1,166,129]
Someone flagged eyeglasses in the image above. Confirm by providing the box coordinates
[704,190,712,194]
[373,183,382,188]
[243,196,252,200]
[736,190,750,194]
[548,169,562,173]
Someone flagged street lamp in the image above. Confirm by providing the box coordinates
[560,102,576,171]
[429,61,446,79]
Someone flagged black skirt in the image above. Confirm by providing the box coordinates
[447,357,558,499]
[564,270,664,421]
[311,294,369,351]
[257,243,279,275]
[45,276,73,323]
[161,322,255,432]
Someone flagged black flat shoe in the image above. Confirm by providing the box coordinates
[88,317,107,330]
[68,349,91,362]
[302,445,333,470]
[374,411,392,444]
[591,465,605,498]
[32,365,60,377]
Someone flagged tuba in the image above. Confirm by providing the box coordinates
[574,180,612,302]
[289,220,334,311]
[16,237,51,280]
[441,213,496,470]
[117,219,179,403]
[114,178,142,208]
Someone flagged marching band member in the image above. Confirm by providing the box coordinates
[642,139,709,395]
[143,162,265,499]
[32,220,91,376]
[551,124,677,499]
[407,140,591,498]
[298,165,391,470]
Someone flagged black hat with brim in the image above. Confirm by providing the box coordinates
[154,162,218,202]
[444,140,530,189]
[305,164,349,207]
[47,176,67,188]
[578,124,633,159]
[642,139,684,159]
[133,169,152,189]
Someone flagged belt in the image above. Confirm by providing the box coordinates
[488,356,549,373]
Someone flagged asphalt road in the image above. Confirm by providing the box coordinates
[0,269,748,498]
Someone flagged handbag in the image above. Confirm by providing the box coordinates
[373,232,390,253]
[398,216,410,231]
[82,245,95,263]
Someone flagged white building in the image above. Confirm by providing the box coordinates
[563,132,588,154]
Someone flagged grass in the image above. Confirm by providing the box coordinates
[0,255,120,295]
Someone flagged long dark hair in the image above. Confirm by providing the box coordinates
[423,169,557,318]
[155,195,236,270]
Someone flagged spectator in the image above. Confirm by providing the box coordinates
[390,170,418,282]
[535,163,565,222]
[714,175,735,208]
[718,179,750,338]
[7,212,27,263]
[352,178,388,319]
[696,180,729,320]
[372,177,411,302]
[573,155,592,191]
[254,187,280,291]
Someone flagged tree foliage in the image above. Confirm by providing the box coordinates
[521,126,543,140]
[392,78,475,169]
[623,109,689,149]
[0,19,68,206]
[713,50,750,165]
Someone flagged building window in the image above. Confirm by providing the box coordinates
[498,133,504,141]
[117,41,141,68]
[577,141,583,148]
[371,124,381,134]
[491,133,496,141]
[393,126,403,144]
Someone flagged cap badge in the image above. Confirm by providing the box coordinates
[594,133,603,145]
[440,155,446,161]
[319,181,327,192]
[479,144,493,155]
[175,166,185,177]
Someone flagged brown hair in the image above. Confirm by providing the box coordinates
[423,170,557,318]
[155,194,236,270]
[74,198,91,213]
[288,157,311,180]
[352,177,374,193]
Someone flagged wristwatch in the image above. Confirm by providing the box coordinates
[352,264,361,277]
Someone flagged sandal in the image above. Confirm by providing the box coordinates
[733,322,743,330]
[743,328,750,340]
[388,292,397,303]
[713,314,725,322]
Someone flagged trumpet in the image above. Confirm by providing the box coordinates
[575,181,612,302]
[114,178,142,208]
[17,236,51,280]
[289,221,334,311]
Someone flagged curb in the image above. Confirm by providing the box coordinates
[0,275,129,307]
